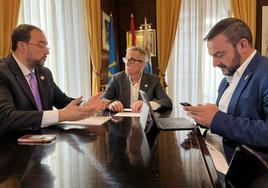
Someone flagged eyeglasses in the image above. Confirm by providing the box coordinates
[28,43,50,51]
[122,57,144,64]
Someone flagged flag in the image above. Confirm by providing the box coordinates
[143,17,153,74]
[129,13,136,46]
[108,14,119,82]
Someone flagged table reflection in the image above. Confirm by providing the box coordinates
[0,115,219,188]
[107,116,151,167]
[0,134,55,188]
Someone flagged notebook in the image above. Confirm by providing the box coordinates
[139,90,197,131]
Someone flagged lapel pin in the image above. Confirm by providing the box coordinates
[40,76,45,80]
[145,84,148,88]
[244,75,249,80]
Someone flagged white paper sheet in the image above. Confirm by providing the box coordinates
[114,112,140,117]
[123,108,132,112]
[205,141,229,174]
[60,116,112,126]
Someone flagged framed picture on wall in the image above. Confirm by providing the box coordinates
[102,11,110,51]
[126,29,156,57]
[262,6,268,57]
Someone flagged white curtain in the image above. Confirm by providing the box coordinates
[167,0,230,118]
[18,2,93,186]
[18,0,91,99]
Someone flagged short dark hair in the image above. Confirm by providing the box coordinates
[204,18,253,47]
[11,24,42,51]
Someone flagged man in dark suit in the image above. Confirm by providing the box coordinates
[183,18,268,162]
[0,24,106,134]
[103,46,172,112]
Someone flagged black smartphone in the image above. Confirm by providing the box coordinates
[180,102,208,130]
[180,102,192,106]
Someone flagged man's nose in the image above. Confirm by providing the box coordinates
[45,48,50,55]
[212,58,221,67]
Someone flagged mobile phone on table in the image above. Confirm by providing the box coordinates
[18,134,56,144]
[180,102,192,106]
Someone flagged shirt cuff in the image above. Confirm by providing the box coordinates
[150,101,161,111]
[41,110,59,128]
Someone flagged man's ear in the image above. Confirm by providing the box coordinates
[17,41,26,53]
[236,38,249,53]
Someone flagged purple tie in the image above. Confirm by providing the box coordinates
[29,72,43,111]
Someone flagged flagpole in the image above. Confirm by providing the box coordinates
[143,17,153,74]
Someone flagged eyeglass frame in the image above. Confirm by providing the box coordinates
[28,43,50,51]
[122,57,144,64]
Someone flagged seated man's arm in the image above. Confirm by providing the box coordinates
[152,82,173,110]
[102,75,123,111]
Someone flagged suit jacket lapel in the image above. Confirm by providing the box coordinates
[139,73,149,100]
[7,55,37,108]
[227,53,262,114]
[216,79,229,105]
[227,72,253,114]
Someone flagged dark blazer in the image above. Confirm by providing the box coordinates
[0,54,73,133]
[211,52,268,162]
[103,71,172,110]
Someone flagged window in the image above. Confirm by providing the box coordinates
[167,0,230,118]
[19,0,91,99]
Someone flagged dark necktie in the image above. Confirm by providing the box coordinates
[29,72,42,111]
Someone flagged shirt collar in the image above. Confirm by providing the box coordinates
[225,50,256,83]
[12,53,33,76]
[128,72,143,85]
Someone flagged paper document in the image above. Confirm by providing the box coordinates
[60,116,112,126]
[205,141,229,174]
[123,108,132,112]
[114,112,140,117]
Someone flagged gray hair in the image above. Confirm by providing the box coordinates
[126,46,148,62]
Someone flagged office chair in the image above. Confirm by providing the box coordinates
[225,145,268,188]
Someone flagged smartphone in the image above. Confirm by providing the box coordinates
[180,102,192,106]
[179,102,208,129]
[18,134,56,144]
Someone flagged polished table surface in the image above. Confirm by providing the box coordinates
[0,116,221,188]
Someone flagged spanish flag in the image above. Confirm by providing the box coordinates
[129,13,136,47]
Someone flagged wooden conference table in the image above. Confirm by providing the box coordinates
[0,114,222,188]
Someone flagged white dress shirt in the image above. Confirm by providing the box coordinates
[129,74,161,110]
[129,78,141,107]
